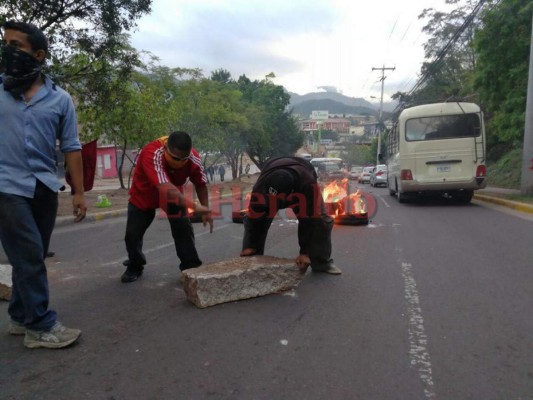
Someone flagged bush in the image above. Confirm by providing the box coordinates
[486,148,522,189]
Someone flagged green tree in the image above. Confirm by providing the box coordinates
[236,74,303,168]
[210,68,233,84]
[474,0,533,152]
[174,74,248,177]
[0,0,151,102]
[341,144,373,166]
[393,0,489,109]
[78,63,175,188]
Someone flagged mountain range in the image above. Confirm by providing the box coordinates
[288,91,397,118]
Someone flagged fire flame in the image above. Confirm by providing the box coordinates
[322,180,366,216]
[347,190,366,214]
[322,180,347,202]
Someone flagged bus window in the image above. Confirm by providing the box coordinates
[405,114,481,142]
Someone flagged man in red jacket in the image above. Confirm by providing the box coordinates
[121,131,213,283]
[240,156,341,275]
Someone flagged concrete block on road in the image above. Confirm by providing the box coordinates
[182,256,303,308]
[0,264,12,301]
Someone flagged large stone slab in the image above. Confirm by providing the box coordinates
[0,264,12,301]
[182,256,303,308]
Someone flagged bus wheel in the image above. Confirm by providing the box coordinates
[394,181,406,202]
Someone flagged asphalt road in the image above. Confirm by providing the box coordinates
[1,183,532,400]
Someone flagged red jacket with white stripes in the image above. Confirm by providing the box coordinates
[128,137,207,210]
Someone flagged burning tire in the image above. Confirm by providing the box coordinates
[334,212,369,225]
[325,190,369,226]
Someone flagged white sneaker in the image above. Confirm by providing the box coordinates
[324,264,342,275]
[7,320,26,336]
[24,322,81,349]
[314,264,342,275]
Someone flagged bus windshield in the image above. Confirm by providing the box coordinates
[405,113,481,142]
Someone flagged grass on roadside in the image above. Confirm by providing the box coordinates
[487,148,522,189]
[485,147,533,204]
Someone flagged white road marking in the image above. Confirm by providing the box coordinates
[401,262,436,400]
[378,194,391,208]
[280,339,289,346]
[100,223,232,267]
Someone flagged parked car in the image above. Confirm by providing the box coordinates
[348,166,364,180]
[359,166,375,183]
[370,164,388,187]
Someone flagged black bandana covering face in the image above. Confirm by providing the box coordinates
[1,45,42,96]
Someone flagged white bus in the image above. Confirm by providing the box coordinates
[386,102,487,203]
[310,157,343,167]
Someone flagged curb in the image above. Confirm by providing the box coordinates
[55,209,128,227]
[473,194,533,214]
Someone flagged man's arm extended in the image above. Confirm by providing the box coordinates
[64,150,87,222]
[195,185,213,233]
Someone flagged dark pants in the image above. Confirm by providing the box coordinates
[124,202,202,272]
[0,181,58,331]
[242,195,334,271]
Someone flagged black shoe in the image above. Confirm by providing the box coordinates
[121,268,143,283]
[122,259,146,267]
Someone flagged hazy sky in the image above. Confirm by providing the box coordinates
[130,0,454,102]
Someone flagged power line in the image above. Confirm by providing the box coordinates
[407,0,488,96]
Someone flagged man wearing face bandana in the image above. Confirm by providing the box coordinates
[0,21,87,348]
[121,131,213,283]
[240,156,341,275]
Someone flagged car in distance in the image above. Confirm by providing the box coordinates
[370,164,388,187]
[358,166,374,184]
[348,166,364,180]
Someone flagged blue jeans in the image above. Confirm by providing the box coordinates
[0,181,58,331]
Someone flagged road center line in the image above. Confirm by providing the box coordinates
[401,262,436,400]
[100,223,232,267]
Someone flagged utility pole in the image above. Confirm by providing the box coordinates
[521,12,533,195]
[372,65,395,165]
